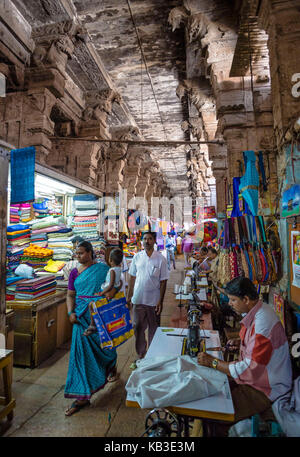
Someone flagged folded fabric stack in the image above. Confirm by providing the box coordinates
[30,215,66,236]
[9,203,32,223]
[15,275,57,301]
[72,194,99,241]
[9,204,20,223]
[7,224,31,272]
[35,259,66,282]
[47,227,74,261]
[48,199,63,216]
[32,199,49,219]
[30,233,48,248]
[91,237,107,261]
[6,275,27,301]
[20,245,53,269]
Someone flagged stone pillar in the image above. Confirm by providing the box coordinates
[258,0,300,141]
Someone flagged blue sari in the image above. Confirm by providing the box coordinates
[64,263,117,400]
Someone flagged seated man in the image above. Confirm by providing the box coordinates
[197,277,292,436]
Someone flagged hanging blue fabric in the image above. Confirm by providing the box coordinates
[10,146,35,204]
[258,151,268,191]
[231,177,243,217]
[239,150,259,216]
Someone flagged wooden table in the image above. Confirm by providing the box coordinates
[0,350,15,425]
[126,327,235,434]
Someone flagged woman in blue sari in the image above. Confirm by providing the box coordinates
[65,241,118,416]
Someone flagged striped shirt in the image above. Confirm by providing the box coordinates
[229,301,292,402]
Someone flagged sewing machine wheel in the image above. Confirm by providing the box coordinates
[143,408,182,437]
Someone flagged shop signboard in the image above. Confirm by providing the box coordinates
[282,184,300,218]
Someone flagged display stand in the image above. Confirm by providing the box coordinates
[1,142,104,368]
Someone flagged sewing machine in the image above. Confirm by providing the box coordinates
[181,291,206,357]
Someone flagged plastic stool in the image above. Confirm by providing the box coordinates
[251,414,284,437]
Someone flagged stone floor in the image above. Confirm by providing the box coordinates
[2,255,188,437]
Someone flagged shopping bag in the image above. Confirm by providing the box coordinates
[87,292,134,349]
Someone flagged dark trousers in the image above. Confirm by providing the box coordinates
[133,304,160,359]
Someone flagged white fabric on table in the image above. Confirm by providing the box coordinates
[125,355,227,409]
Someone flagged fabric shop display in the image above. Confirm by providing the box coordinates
[10,203,32,223]
[15,274,57,300]
[72,194,99,241]
[217,215,281,287]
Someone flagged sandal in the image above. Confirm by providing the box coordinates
[107,366,118,382]
[65,400,90,416]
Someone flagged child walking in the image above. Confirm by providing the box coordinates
[83,248,124,336]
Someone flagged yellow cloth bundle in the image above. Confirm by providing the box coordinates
[44,259,66,273]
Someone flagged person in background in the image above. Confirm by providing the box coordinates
[193,246,210,274]
[176,233,182,256]
[166,232,176,270]
[64,241,119,416]
[182,233,193,267]
[83,248,124,336]
[62,235,84,280]
[197,277,292,436]
[127,232,169,367]
[207,246,219,282]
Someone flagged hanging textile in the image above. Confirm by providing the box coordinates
[231,177,243,217]
[10,146,35,204]
[239,150,259,216]
[258,151,268,191]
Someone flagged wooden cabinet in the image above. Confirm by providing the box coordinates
[7,291,71,367]
[56,293,72,348]
[0,309,14,395]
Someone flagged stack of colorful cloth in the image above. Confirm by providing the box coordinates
[47,227,74,261]
[48,199,63,216]
[20,245,53,269]
[72,194,99,241]
[15,275,57,301]
[91,237,107,262]
[9,204,20,223]
[7,224,31,272]
[30,216,66,237]
[9,203,32,223]
[6,276,27,301]
[32,199,49,219]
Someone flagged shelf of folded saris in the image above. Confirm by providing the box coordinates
[6,290,70,367]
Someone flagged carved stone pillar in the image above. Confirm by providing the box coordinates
[212,168,228,214]
[79,89,121,140]
[258,0,300,141]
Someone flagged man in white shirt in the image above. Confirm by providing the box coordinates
[127,232,169,361]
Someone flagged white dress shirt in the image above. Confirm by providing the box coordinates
[129,250,169,306]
